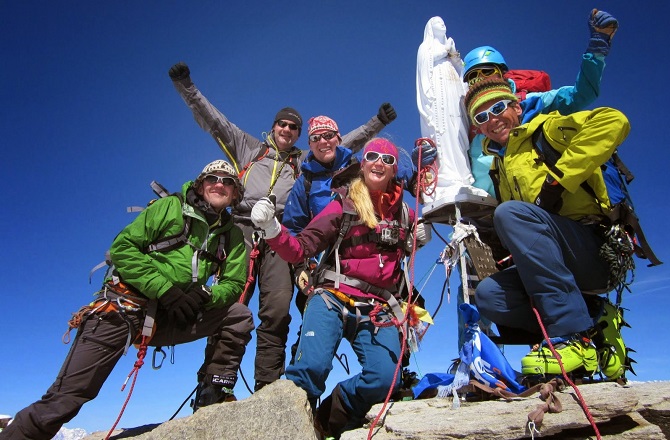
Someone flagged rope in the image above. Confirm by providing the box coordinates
[367,139,432,440]
[530,306,601,440]
[238,241,261,304]
[414,138,438,198]
[169,385,198,420]
[104,335,150,440]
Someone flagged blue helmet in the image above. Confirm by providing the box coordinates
[463,46,508,76]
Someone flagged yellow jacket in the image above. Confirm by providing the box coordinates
[484,107,630,221]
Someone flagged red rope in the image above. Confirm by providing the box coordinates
[104,335,150,440]
[530,306,601,440]
[367,140,431,440]
[238,244,260,304]
[414,138,438,198]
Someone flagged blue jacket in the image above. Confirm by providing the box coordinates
[283,146,354,235]
[471,52,606,195]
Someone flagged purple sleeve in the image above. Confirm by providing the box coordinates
[267,200,343,264]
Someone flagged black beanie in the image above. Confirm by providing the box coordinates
[274,107,303,135]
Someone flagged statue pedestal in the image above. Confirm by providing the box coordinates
[422,193,498,225]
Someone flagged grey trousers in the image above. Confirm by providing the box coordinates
[1,303,253,440]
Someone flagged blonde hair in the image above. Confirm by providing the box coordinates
[348,177,378,229]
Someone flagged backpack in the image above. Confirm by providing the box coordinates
[90,181,231,283]
[532,125,662,269]
[504,69,552,100]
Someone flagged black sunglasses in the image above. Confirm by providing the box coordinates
[276,120,299,131]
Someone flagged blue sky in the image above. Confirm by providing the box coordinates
[2,0,669,434]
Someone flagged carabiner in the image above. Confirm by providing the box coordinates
[152,346,167,370]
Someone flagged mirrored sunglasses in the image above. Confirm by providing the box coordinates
[364,151,396,166]
[203,174,237,185]
[465,66,503,84]
[276,120,299,131]
[474,99,513,125]
[308,131,338,143]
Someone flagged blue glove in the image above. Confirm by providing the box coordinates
[587,9,618,56]
[411,141,438,169]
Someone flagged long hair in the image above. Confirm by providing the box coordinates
[348,176,378,229]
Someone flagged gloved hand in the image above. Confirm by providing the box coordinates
[296,268,310,294]
[158,285,200,327]
[534,174,564,214]
[251,197,281,239]
[187,285,212,308]
[377,102,397,125]
[587,9,618,56]
[415,220,432,248]
[411,141,438,169]
[168,62,191,81]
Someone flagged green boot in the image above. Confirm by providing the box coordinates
[591,299,632,380]
[521,335,598,377]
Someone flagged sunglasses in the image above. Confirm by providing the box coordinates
[203,174,237,186]
[465,66,503,84]
[473,99,513,125]
[276,120,299,131]
[364,151,396,166]
[308,131,338,143]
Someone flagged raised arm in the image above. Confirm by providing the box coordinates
[169,62,262,170]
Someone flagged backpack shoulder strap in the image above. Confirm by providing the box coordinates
[145,193,192,253]
[302,169,313,201]
[239,145,271,182]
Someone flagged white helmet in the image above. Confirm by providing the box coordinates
[195,160,244,203]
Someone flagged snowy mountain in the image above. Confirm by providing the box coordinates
[52,426,88,440]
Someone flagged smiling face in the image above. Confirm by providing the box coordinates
[361,154,394,192]
[197,173,238,212]
[475,99,522,145]
[308,130,339,164]
[272,119,300,151]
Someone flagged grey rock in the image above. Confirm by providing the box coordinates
[79,381,670,440]
[82,380,318,440]
[342,381,670,439]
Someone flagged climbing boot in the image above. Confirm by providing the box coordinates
[521,335,598,377]
[315,385,357,439]
[591,299,633,380]
[191,374,237,412]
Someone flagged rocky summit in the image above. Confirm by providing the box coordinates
[80,380,670,440]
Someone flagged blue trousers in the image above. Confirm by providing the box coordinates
[286,290,401,420]
[475,201,609,338]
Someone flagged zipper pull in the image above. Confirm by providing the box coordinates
[378,254,384,268]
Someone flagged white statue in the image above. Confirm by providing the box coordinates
[416,17,489,203]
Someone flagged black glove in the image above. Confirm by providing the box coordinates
[168,62,191,81]
[534,174,564,214]
[377,102,397,125]
[187,285,212,308]
[158,285,200,326]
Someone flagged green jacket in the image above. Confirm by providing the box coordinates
[484,107,630,221]
[109,181,246,307]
